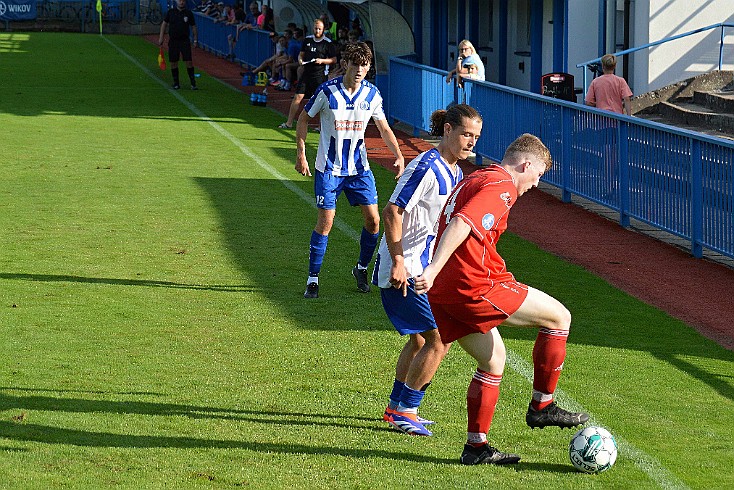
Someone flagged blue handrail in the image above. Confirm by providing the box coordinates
[388,55,734,261]
[577,22,734,100]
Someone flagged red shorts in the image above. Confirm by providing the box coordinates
[429,280,529,344]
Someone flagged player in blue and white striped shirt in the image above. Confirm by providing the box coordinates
[295,42,404,299]
[373,104,483,436]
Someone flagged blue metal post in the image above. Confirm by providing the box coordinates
[499,0,508,85]
[562,106,572,202]
[552,0,565,72]
[563,0,569,72]
[531,0,543,93]
[598,0,606,56]
[720,25,725,71]
[691,139,703,258]
[414,0,423,64]
[458,0,466,42]
[468,0,479,43]
[619,122,630,227]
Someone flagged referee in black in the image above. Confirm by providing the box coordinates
[158,0,199,90]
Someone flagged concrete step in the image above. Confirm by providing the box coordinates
[635,109,734,140]
[656,99,734,135]
[692,90,734,113]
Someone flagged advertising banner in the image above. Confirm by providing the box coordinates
[0,0,37,21]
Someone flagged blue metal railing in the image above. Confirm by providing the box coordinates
[577,22,734,99]
[388,56,734,260]
[195,13,273,69]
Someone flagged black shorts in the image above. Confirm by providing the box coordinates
[295,74,326,98]
[168,38,192,63]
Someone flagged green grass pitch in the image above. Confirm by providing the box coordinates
[0,32,732,489]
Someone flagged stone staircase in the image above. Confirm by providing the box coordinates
[633,70,734,140]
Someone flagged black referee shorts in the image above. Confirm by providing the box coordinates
[295,74,326,98]
[168,38,192,63]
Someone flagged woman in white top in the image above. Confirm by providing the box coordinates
[446,39,486,84]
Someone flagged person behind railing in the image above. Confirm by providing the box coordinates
[223,5,246,60]
[235,1,259,37]
[213,3,234,24]
[258,5,275,33]
[446,40,485,85]
[158,0,199,90]
[243,1,259,25]
[192,0,214,14]
[584,54,633,116]
[227,0,261,58]
[456,55,483,89]
[208,2,225,21]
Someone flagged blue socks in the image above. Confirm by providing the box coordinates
[308,231,329,277]
[358,228,379,268]
[389,379,405,409]
[398,384,425,411]
[389,379,427,412]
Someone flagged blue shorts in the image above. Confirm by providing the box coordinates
[314,170,378,210]
[380,280,437,336]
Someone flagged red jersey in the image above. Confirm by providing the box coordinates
[429,165,517,304]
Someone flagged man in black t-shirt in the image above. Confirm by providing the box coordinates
[158,0,199,90]
[279,18,336,129]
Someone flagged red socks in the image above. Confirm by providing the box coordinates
[531,328,569,410]
[467,369,502,444]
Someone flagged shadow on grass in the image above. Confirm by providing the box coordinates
[193,176,393,332]
[0,388,458,464]
[0,421,454,463]
[0,273,256,293]
[0,388,377,423]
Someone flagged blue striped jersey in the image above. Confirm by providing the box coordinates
[304,76,386,176]
[373,148,463,288]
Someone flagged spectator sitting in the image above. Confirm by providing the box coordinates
[283,27,304,90]
[253,31,292,82]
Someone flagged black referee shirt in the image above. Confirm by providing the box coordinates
[165,7,196,41]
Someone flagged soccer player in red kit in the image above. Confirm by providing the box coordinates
[414,133,588,465]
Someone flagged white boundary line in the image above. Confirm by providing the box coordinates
[104,36,688,490]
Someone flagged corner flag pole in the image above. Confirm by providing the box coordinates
[96,0,103,34]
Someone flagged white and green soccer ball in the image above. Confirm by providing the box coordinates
[569,426,618,473]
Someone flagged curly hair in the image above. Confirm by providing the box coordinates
[342,41,373,67]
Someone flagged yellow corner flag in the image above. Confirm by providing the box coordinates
[96,0,103,34]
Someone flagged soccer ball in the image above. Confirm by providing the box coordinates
[569,426,618,473]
